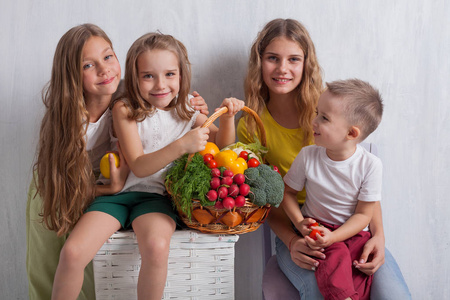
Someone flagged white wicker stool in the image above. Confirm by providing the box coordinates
[93,230,239,299]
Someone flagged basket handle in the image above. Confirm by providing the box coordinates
[188,105,266,162]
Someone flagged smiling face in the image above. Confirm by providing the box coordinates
[82,36,121,103]
[137,49,180,110]
[261,37,305,98]
[312,90,352,152]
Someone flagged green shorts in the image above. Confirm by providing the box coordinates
[86,192,180,229]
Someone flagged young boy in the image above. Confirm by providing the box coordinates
[281,79,384,300]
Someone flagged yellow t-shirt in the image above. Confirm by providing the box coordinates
[237,106,310,204]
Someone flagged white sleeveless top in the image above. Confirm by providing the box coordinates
[85,109,113,174]
[120,106,200,195]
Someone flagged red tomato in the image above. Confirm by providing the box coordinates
[247,158,260,168]
[239,151,249,161]
[273,165,280,174]
[308,222,319,228]
[207,159,218,169]
[203,153,214,164]
[309,229,323,240]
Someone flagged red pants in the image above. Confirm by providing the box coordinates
[314,221,372,300]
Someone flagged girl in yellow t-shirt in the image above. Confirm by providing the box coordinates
[237,18,410,300]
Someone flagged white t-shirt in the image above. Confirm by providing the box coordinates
[284,144,382,228]
[85,109,113,173]
[120,104,200,195]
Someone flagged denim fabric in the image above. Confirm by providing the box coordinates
[275,236,411,300]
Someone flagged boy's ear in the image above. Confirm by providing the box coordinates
[347,126,360,140]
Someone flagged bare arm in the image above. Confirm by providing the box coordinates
[112,101,209,178]
[195,97,245,150]
[354,201,386,275]
[281,184,305,230]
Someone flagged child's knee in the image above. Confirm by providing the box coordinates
[139,235,171,263]
[59,241,88,269]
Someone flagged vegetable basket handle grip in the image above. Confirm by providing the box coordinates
[188,105,266,161]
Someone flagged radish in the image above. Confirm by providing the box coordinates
[210,177,220,190]
[239,183,250,196]
[223,170,234,177]
[228,184,239,197]
[221,176,233,186]
[235,195,246,207]
[206,190,218,201]
[233,173,245,185]
[211,168,221,178]
[222,197,235,210]
[215,200,224,209]
[218,186,228,199]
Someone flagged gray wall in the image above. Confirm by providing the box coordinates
[1,1,449,299]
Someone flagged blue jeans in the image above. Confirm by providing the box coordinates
[275,237,411,300]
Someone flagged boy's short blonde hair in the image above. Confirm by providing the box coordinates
[326,79,383,141]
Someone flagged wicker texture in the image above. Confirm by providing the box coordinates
[169,106,271,235]
[93,230,239,299]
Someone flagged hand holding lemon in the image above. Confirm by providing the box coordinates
[100,153,120,179]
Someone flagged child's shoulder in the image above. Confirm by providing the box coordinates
[111,98,131,116]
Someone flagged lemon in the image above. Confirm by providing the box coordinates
[100,153,120,179]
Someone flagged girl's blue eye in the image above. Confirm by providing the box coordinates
[105,55,113,60]
[143,74,153,79]
[83,64,93,70]
[167,72,175,77]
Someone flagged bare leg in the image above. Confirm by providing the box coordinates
[132,213,176,300]
[51,212,121,300]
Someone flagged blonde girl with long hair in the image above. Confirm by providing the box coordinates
[237,18,410,299]
[27,24,208,300]
[51,32,243,300]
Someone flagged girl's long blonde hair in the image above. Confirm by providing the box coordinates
[244,18,323,146]
[35,24,113,236]
[119,32,193,121]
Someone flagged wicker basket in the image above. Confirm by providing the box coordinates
[167,106,271,234]
[93,230,239,299]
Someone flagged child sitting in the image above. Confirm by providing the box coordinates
[281,78,383,300]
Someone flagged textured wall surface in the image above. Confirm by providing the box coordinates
[1,1,449,299]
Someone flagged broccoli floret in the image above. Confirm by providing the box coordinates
[244,164,284,207]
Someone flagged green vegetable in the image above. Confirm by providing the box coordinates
[165,153,213,219]
[244,164,284,207]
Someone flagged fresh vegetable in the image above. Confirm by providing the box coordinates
[222,197,235,209]
[233,173,245,185]
[223,141,268,162]
[211,168,221,177]
[206,190,218,201]
[309,229,323,240]
[203,153,214,163]
[165,153,213,218]
[207,160,218,169]
[199,142,220,156]
[247,158,260,168]
[309,222,320,228]
[210,177,220,190]
[244,164,284,207]
[239,151,249,161]
[235,195,246,207]
[214,150,248,174]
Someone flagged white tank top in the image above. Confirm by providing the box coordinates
[120,106,199,195]
[85,109,113,173]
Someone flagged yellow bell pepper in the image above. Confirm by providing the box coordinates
[214,150,248,174]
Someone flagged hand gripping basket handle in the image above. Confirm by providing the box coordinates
[188,106,266,162]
